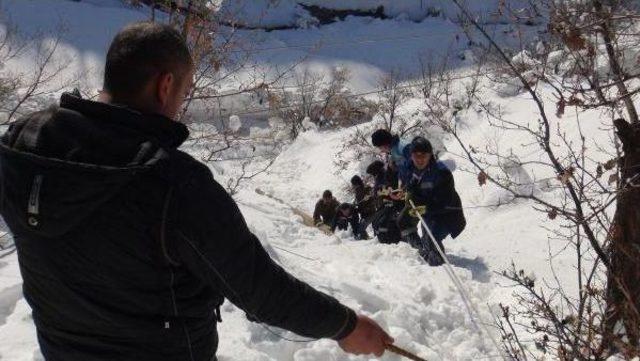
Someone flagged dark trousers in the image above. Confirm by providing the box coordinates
[419,221,450,266]
[371,204,402,244]
[398,208,450,266]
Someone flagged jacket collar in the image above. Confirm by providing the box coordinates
[59,93,189,149]
[391,135,400,147]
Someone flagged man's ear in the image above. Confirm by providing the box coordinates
[156,72,174,107]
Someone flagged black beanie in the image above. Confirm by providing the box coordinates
[322,190,332,198]
[371,129,393,147]
[366,160,385,176]
[410,136,433,154]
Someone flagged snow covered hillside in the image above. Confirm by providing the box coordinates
[0,1,637,360]
[217,0,536,27]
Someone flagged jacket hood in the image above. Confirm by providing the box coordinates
[0,93,189,237]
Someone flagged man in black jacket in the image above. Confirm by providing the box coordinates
[350,175,375,239]
[366,161,403,244]
[0,22,392,361]
[400,137,466,266]
[331,203,364,239]
[312,189,340,227]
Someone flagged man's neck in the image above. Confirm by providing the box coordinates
[98,91,111,104]
[99,91,157,115]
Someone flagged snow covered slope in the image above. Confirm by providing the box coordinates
[215,130,503,360]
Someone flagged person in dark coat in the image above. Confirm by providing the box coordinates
[0,22,392,361]
[331,203,365,239]
[366,161,403,244]
[350,175,376,239]
[351,176,376,218]
[313,189,340,226]
[399,136,466,266]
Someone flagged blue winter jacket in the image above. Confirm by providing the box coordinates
[389,135,412,182]
[403,160,466,238]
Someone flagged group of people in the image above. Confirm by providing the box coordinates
[312,178,376,241]
[313,129,466,267]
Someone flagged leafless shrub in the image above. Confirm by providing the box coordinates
[267,67,378,140]
[140,3,295,194]
[0,21,75,124]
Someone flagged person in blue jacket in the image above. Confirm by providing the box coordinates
[399,136,466,266]
[371,129,412,182]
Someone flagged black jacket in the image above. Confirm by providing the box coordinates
[353,184,376,218]
[403,161,466,238]
[312,197,339,224]
[331,203,359,233]
[0,94,356,361]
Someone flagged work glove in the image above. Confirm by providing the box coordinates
[408,205,427,218]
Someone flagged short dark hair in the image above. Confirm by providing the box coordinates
[366,160,385,176]
[371,129,393,147]
[322,190,333,199]
[350,175,363,186]
[104,22,192,99]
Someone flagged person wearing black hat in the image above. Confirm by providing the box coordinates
[398,136,466,266]
[371,129,411,182]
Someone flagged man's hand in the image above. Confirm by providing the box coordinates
[389,189,405,201]
[338,315,394,356]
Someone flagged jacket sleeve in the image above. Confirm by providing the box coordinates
[172,164,356,340]
[354,187,364,203]
[330,214,338,232]
[429,168,456,212]
[313,200,322,223]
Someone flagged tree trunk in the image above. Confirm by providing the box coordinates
[605,118,640,355]
[593,0,640,124]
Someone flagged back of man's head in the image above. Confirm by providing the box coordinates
[371,129,393,147]
[322,190,333,200]
[366,160,385,177]
[350,175,363,187]
[104,22,192,101]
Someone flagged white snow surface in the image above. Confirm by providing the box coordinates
[0,1,635,360]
